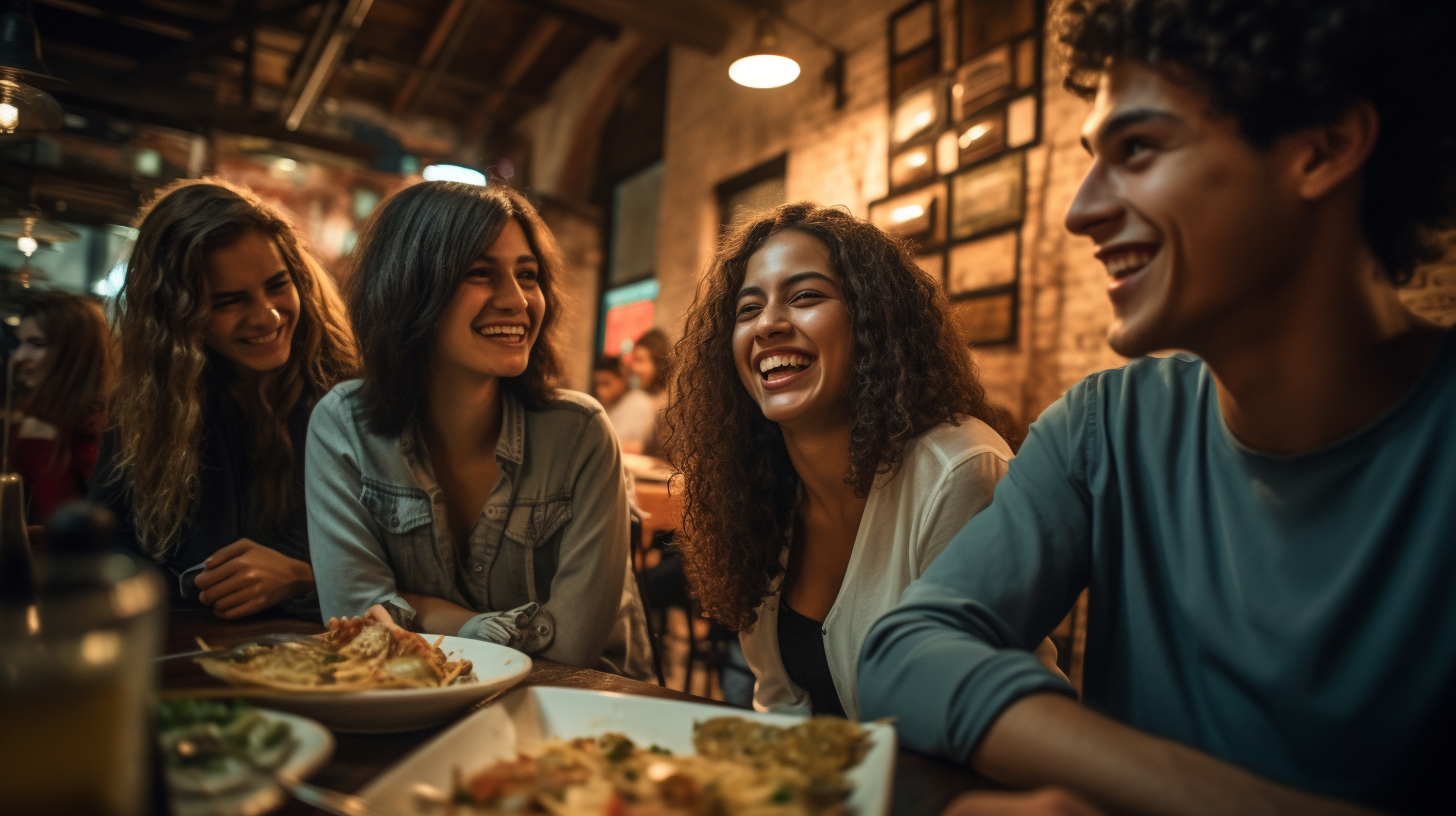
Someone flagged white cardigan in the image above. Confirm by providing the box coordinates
[740,419,1013,719]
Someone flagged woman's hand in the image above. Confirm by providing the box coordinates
[364,604,399,627]
[399,592,479,636]
[194,538,314,620]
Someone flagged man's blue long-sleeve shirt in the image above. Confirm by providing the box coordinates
[859,334,1456,815]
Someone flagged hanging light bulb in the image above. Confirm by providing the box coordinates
[16,234,36,255]
[0,1,64,135]
[729,11,801,89]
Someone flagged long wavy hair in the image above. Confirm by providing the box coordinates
[346,181,564,437]
[111,178,357,557]
[665,202,1017,631]
[16,291,114,470]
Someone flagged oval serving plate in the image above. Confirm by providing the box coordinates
[169,708,334,816]
[180,637,532,734]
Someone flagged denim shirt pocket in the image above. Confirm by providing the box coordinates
[497,497,572,606]
[360,478,438,582]
[501,497,573,549]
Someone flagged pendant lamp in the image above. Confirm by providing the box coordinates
[0,0,63,135]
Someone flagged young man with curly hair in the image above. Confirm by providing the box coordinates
[859,1,1456,814]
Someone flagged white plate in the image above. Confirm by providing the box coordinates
[169,709,334,816]
[215,636,531,733]
[359,686,897,816]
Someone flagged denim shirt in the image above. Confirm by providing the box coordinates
[306,380,651,679]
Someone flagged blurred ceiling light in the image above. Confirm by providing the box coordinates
[422,164,486,186]
[730,11,800,89]
[0,1,63,136]
[0,211,80,258]
[15,234,36,255]
[891,204,926,223]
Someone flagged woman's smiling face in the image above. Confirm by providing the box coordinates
[433,217,546,383]
[732,230,855,430]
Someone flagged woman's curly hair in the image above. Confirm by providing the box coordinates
[665,202,1017,631]
[1059,0,1456,283]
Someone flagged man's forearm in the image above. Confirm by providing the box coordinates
[973,695,1380,816]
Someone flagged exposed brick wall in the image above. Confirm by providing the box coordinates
[621,0,1456,426]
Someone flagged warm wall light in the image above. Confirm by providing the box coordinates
[730,12,799,89]
[422,164,486,185]
[959,123,991,148]
[729,9,844,107]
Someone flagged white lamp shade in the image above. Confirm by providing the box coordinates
[729,54,801,89]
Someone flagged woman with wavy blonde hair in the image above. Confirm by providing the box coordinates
[90,178,356,619]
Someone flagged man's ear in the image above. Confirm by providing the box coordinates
[1292,100,1380,200]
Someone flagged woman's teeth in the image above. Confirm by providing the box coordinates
[480,325,526,336]
[241,327,282,345]
[1104,250,1155,278]
[759,353,811,377]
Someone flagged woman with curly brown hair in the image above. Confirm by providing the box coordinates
[90,178,357,618]
[666,202,1052,718]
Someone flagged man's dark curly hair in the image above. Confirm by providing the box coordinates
[664,202,1018,631]
[1060,0,1456,284]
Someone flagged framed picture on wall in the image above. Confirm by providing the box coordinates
[956,109,1006,166]
[951,151,1024,240]
[890,0,941,100]
[958,0,1037,63]
[891,80,947,150]
[917,251,946,282]
[1014,35,1038,89]
[1005,94,1038,148]
[947,229,1018,295]
[890,141,938,190]
[952,44,1012,121]
[869,180,948,249]
[949,291,1017,345]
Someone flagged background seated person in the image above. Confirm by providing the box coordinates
[667,202,1053,719]
[860,1,1456,814]
[8,291,113,528]
[595,354,654,452]
[307,181,651,679]
[93,179,356,618]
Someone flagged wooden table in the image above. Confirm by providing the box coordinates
[161,610,992,816]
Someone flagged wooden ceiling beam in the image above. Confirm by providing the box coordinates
[402,0,486,116]
[530,0,727,53]
[463,14,562,142]
[133,0,326,84]
[389,0,471,116]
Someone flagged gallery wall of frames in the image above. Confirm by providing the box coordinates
[869,0,1042,346]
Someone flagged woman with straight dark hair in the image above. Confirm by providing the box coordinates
[91,178,357,618]
[307,181,650,678]
[666,202,1056,718]
[8,291,114,526]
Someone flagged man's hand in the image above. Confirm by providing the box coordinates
[195,538,314,620]
[944,790,1106,816]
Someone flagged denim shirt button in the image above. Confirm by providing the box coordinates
[536,623,550,636]
[389,514,399,526]
[472,563,483,573]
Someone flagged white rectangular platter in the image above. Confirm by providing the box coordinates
[359,685,897,816]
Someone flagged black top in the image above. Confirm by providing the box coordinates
[88,388,314,614]
[777,601,846,717]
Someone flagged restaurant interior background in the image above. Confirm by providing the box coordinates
[5,0,1455,431]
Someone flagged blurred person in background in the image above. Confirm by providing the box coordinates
[620,327,672,456]
[307,181,650,678]
[6,291,114,528]
[91,178,357,619]
[665,202,1052,718]
[596,353,654,451]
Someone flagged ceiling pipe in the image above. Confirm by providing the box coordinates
[283,0,373,131]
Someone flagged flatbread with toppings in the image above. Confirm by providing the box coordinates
[450,716,870,816]
[196,617,476,692]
